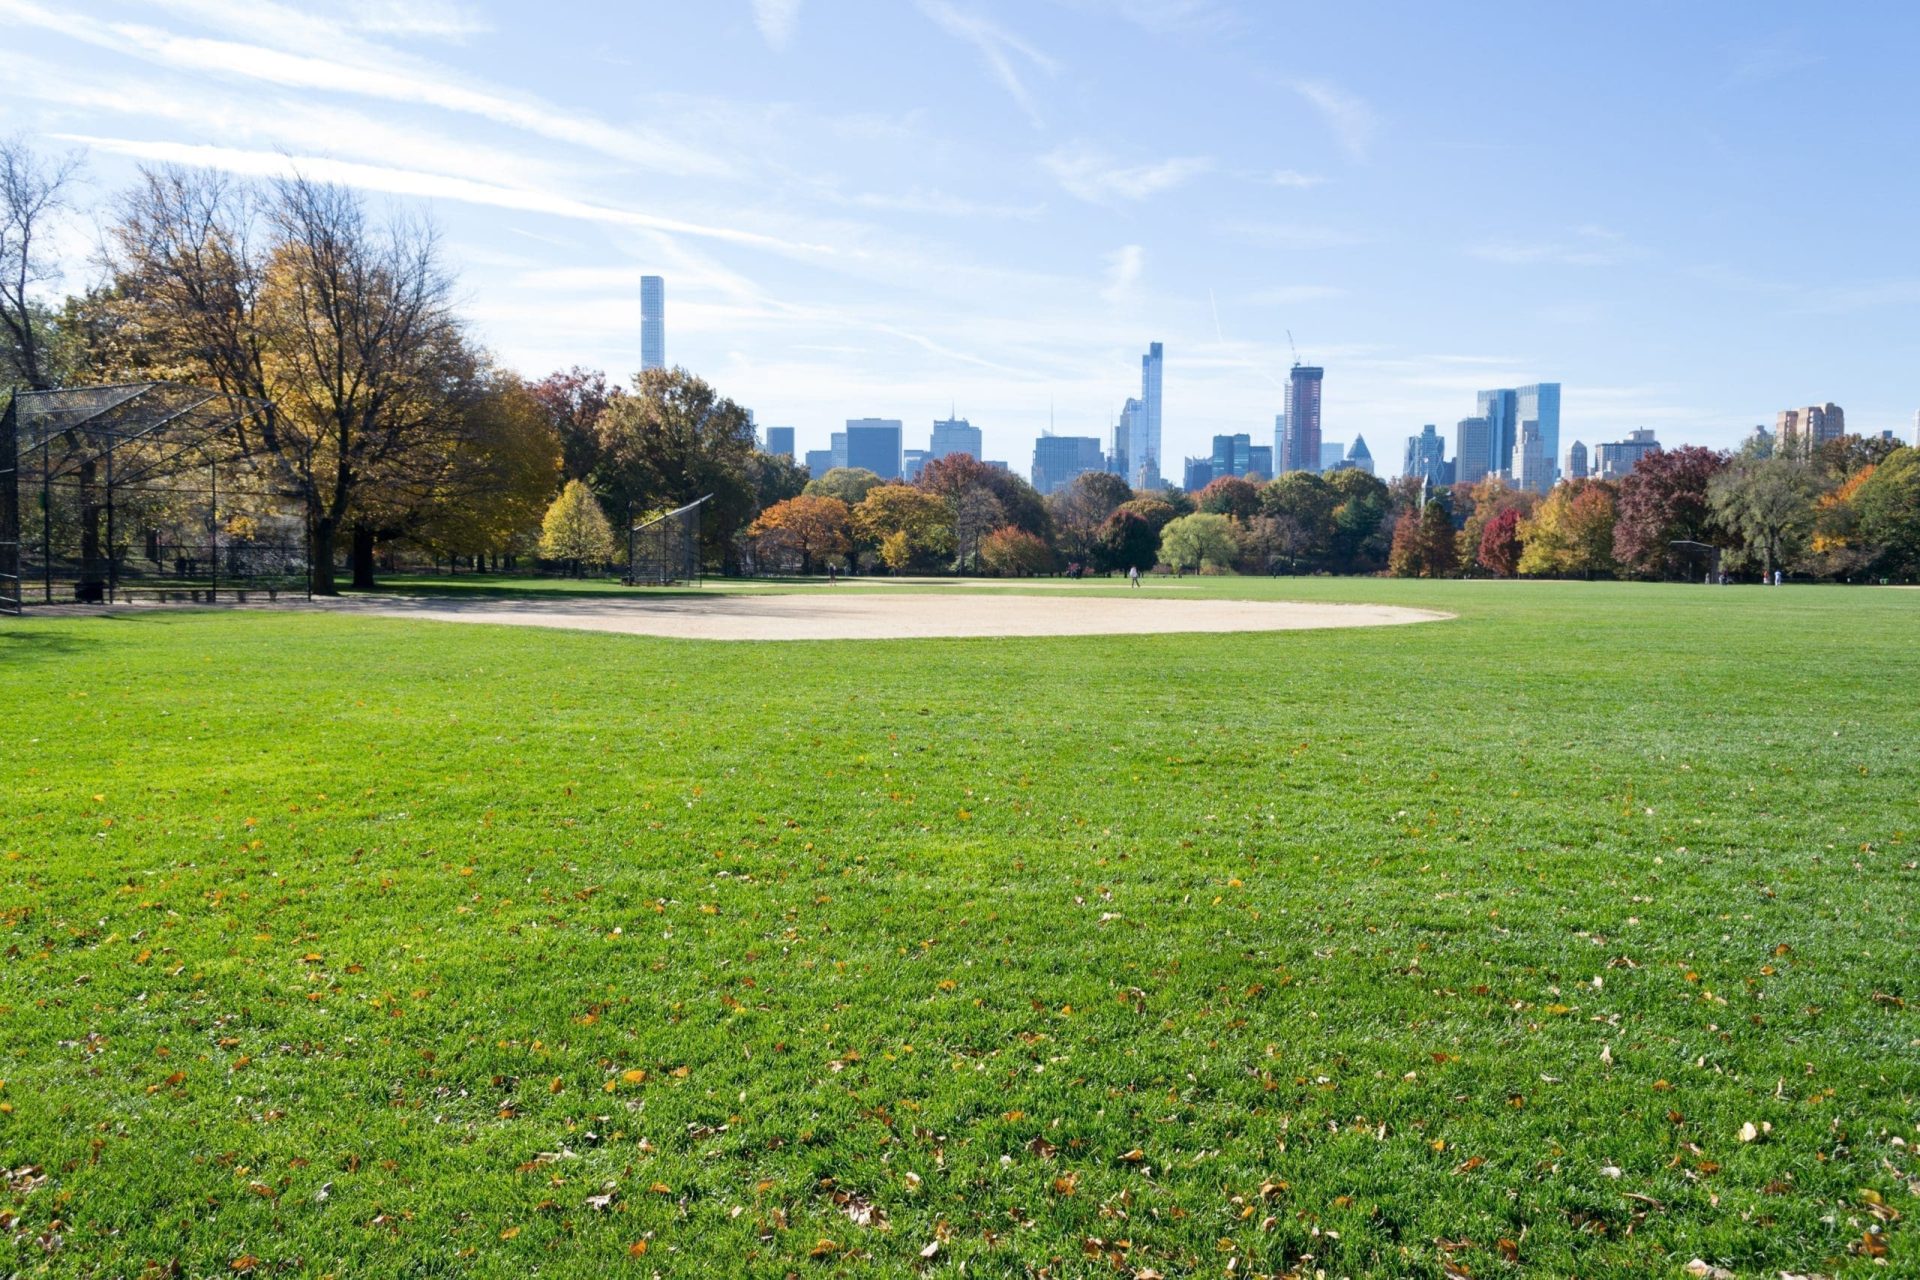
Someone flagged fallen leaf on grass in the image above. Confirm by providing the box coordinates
[1686,1260,1734,1280]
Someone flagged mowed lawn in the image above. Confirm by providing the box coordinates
[1,581,1916,1278]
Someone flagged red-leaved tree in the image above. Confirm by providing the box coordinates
[1478,507,1523,577]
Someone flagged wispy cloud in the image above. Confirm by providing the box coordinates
[917,0,1058,127]
[1468,224,1638,267]
[1288,79,1377,162]
[341,0,490,39]
[1,0,729,177]
[1216,220,1365,250]
[1266,169,1327,189]
[751,0,802,50]
[1042,145,1211,204]
[55,135,832,255]
[1055,0,1234,33]
[1101,244,1144,304]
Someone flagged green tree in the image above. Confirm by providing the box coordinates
[537,480,616,575]
[1045,471,1132,565]
[1326,469,1392,570]
[1708,458,1818,579]
[805,467,885,506]
[594,367,758,573]
[527,367,619,483]
[412,370,562,567]
[1158,512,1240,572]
[1259,472,1337,571]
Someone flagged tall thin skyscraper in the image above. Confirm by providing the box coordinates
[1284,365,1324,473]
[640,275,665,371]
[1273,409,1288,474]
[1476,388,1517,477]
[1912,409,1920,447]
[1133,342,1164,488]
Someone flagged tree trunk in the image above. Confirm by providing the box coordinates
[351,527,377,589]
[312,517,339,595]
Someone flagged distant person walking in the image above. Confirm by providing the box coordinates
[1128,565,1140,589]
[1773,568,1783,587]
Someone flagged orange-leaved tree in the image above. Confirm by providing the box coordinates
[748,495,850,574]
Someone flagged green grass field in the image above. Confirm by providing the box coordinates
[2,579,1916,1278]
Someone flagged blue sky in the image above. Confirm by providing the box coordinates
[6,0,1919,474]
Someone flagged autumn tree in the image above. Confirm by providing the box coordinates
[594,367,757,572]
[1455,476,1533,571]
[1387,511,1423,578]
[528,366,619,483]
[1708,457,1818,579]
[1046,470,1132,564]
[1092,509,1158,573]
[1611,445,1728,577]
[1477,507,1523,577]
[1194,475,1261,522]
[1851,446,1920,577]
[1518,480,1617,578]
[104,167,471,593]
[0,137,83,390]
[747,495,850,575]
[1388,500,1459,578]
[852,484,953,573]
[411,370,562,566]
[538,479,616,575]
[1159,512,1240,572]
[978,526,1053,577]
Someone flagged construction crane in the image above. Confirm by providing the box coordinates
[1286,329,1300,370]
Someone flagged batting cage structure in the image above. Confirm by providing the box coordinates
[1,383,307,614]
[627,494,710,586]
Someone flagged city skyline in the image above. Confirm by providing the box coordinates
[6,4,1920,470]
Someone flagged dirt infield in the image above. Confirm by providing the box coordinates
[318,591,1450,641]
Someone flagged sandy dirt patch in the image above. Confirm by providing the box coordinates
[312,592,1449,641]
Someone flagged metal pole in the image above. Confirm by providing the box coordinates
[209,455,218,601]
[105,436,116,604]
[42,432,51,604]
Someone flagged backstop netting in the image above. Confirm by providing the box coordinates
[2,383,306,611]
[627,494,710,586]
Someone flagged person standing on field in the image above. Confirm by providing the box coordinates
[1128,565,1140,588]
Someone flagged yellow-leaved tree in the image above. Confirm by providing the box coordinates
[538,480,616,576]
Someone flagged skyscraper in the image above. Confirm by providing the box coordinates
[1515,384,1561,486]
[1210,433,1253,479]
[640,275,665,371]
[1273,410,1289,475]
[930,417,982,460]
[1032,435,1106,495]
[1284,365,1324,473]
[1343,436,1374,476]
[1320,442,1345,471]
[1454,416,1492,485]
[1248,445,1273,478]
[844,419,903,480]
[1404,424,1447,485]
[762,426,795,459]
[1131,342,1165,489]
[1565,440,1588,480]
[1182,457,1214,491]
[1115,397,1150,488]
[1476,388,1516,476]
[1912,409,1920,447]
[1775,403,1845,455]
[830,431,847,470]
[1513,421,1550,493]
[1592,429,1661,480]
